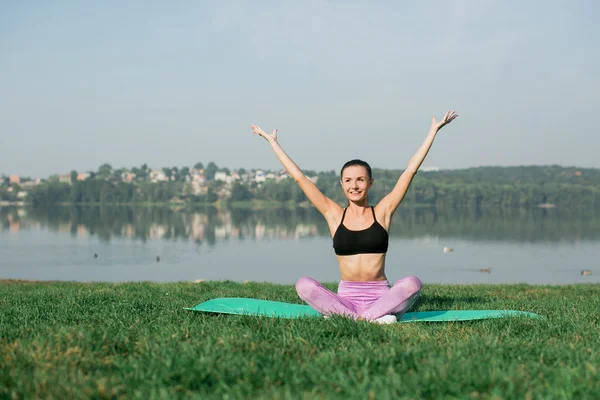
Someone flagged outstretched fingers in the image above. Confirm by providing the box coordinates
[250,125,263,135]
[450,110,458,121]
[250,125,267,138]
[250,124,277,142]
[443,110,458,124]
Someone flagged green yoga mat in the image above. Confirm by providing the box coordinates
[185,298,542,322]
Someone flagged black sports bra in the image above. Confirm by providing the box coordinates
[332,206,389,256]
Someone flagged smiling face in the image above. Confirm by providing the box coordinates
[340,165,373,204]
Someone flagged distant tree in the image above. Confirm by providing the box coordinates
[131,167,141,179]
[70,170,78,184]
[97,164,112,180]
[206,187,219,203]
[211,180,225,189]
[194,162,204,170]
[69,181,82,203]
[180,167,190,181]
[112,168,127,182]
[99,164,112,172]
[238,168,246,175]
[162,167,172,180]
[131,164,148,179]
[190,194,206,203]
[100,182,113,203]
[183,182,193,198]
[205,162,218,180]
[230,182,254,201]
[29,181,70,206]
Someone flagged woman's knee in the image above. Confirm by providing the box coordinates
[295,277,319,296]
[394,275,422,294]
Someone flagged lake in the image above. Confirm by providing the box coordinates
[1,205,598,285]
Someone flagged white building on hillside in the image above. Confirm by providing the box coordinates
[255,170,266,183]
[214,171,228,182]
[150,170,168,182]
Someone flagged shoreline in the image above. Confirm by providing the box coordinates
[1,278,597,286]
[0,201,25,206]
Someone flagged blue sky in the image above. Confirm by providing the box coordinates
[1,0,598,178]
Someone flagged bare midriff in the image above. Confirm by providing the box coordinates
[337,253,387,281]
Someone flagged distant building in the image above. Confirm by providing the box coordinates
[21,179,41,188]
[255,170,266,183]
[9,175,20,185]
[77,172,90,181]
[191,182,208,195]
[214,171,228,182]
[59,175,71,183]
[121,172,136,183]
[191,174,207,185]
[240,173,251,182]
[149,170,168,183]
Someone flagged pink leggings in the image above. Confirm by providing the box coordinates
[295,276,422,320]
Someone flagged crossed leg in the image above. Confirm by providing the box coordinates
[359,276,422,320]
[295,277,358,318]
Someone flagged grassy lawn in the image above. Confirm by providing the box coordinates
[1,280,598,399]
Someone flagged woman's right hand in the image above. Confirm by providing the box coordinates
[251,125,277,144]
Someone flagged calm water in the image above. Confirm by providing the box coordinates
[1,206,598,285]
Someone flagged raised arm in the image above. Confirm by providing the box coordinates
[250,125,341,218]
[378,111,458,215]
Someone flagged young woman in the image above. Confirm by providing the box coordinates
[251,111,458,324]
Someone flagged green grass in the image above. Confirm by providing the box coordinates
[1,281,598,399]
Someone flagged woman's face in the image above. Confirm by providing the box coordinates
[340,165,372,203]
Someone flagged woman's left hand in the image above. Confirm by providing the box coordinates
[251,125,278,144]
[430,110,458,133]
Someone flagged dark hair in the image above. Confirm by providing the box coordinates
[340,159,372,180]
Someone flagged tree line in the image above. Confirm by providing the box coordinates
[230,165,599,210]
[3,165,599,210]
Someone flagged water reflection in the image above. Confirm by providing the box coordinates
[2,205,599,244]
